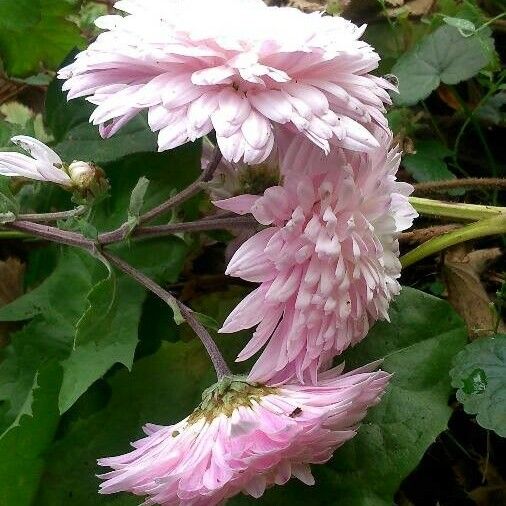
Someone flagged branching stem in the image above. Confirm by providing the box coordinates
[401,214,506,268]
[101,250,232,379]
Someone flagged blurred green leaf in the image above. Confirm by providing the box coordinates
[451,334,506,437]
[392,25,493,106]
[0,0,83,77]
[476,91,506,126]
[442,16,476,37]
[125,176,150,234]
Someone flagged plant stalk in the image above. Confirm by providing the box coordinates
[101,250,232,379]
[401,214,506,268]
[409,197,506,221]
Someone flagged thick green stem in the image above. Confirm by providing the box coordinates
[401,214,506,268]
[409,197,506,221]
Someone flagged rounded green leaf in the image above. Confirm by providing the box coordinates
[450,334,506,437]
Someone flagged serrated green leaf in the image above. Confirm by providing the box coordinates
[392,25,493,106]
[0,0,84,77]
[59,276,146,414]
[0,251,93,433]
[450,334,506,437]
[0,362,61,506]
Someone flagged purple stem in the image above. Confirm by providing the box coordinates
[101,250,232,380]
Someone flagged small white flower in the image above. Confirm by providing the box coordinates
[0,136,72,186]
[0,136,100,193]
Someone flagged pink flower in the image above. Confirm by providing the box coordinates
[58,0,394,164]
[216,140,417,384]
[98,364,389,505]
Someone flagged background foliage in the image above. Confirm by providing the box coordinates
[0,0,504,505]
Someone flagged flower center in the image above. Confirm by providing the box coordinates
[188,376,275,423]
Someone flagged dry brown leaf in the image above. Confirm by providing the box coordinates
[443,246,505,339]
[386,0,435,17]
[264,0,327,11]
[0,77,26,105]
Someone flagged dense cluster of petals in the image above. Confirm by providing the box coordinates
[216,139,417,383]
[98,365,389,505]
[58,0,394,164]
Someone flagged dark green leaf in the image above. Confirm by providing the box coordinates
[37,341,214,506]
[0,362,61,506]
[0,0,83,77]
[0,251,93,432]
[392,25,493,106]
[451,334,506,437]
[59,276,146,414]
[402,140,463,195]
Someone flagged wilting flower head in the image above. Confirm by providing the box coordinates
[59,0,394,164]
[0,136,105,193]
[216,139,417,384]
[98,364,389,505]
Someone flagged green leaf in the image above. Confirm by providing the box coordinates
[476,91,506,126]
[55,117,158,165]
[392,25,493,106]
[35,287,466,506]
[0,362,62,506]
[124,176,150,234]
[442,16,476,37]
[128,177,150,219]
[403,140,455,182]
[37,341,214,506]
[59,276,146,414]
[0,251,93,432]
[402,140,463,195]
[450,334,506,437]
[0,176,20,215]
[0,0,84,77]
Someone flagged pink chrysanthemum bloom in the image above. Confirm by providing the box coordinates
[58,0,394,164]
[215,140,417,384]
[98,364,389,505]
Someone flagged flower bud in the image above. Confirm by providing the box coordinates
[67,160,109,201]
[68,161,96,189]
